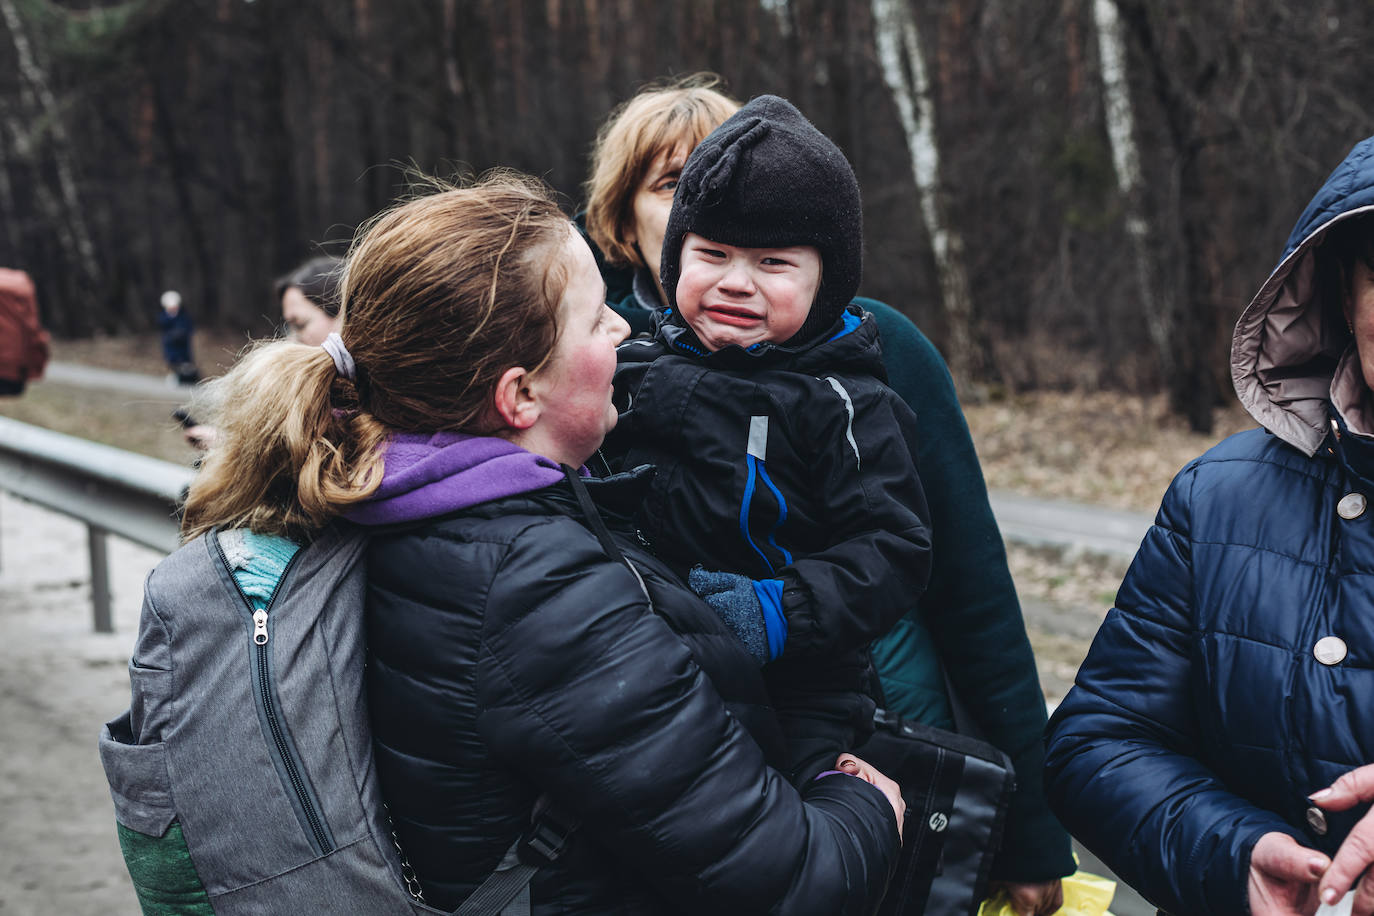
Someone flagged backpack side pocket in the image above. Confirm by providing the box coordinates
[100,712,215,914]
[99,712,175,837]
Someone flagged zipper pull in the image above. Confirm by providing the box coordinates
[252,609,269,645]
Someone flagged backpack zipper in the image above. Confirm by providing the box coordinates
[212,536,333,855]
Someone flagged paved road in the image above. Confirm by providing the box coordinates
[990,491,1152,560]
[43,361,197,401]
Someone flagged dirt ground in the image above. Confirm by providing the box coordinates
[965,388,1256,513]
[0,492,149,915]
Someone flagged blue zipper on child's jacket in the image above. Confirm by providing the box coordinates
[739,416,794,575]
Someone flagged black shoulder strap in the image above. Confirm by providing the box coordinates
[454,795,580,915]
[561,464,653,611]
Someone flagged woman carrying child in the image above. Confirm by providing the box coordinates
[160,173,905,913]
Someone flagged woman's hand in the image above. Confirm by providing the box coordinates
[835,753,905,841]
[1312,763,1374,914]
[1248,831,1329,915]
[990,879,1064,916]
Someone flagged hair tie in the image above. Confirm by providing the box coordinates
[321,332,355,381]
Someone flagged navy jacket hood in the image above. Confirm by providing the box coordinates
[1233,136,1374,454]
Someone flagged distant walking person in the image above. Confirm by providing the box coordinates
[1045,135,1374,916]
[0,268,49,396]
[157,289,199,385]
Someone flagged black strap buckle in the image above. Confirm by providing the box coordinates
[519,803,580,865]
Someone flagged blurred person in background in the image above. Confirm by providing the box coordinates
[582,74,1073,915]
[1045,135,1374,916]
[276,255,343,346]
[0,268,49,396]
[158,289,199,385]
[181,256,342,450]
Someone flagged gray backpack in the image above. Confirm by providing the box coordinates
[98,526,568,915]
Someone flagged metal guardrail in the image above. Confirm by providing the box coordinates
[0,416,193,632]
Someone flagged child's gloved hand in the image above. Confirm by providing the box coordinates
[687,567,787,664]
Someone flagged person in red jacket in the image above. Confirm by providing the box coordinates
[0,268,50,396]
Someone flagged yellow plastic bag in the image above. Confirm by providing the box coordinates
[977,870,1117,916]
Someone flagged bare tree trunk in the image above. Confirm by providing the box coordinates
[308,34,333,218]
[148,76,219,321]
[1114,0,1218,433]
[872,0,977,395]
[1092,0,1172,380]
[0,0,100,290]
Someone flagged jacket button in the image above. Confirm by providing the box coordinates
[1338,492,1367,519]
[1307,805,1329,835]
[1314,636,1348,665]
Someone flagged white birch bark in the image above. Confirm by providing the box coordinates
[442,0,464,97]
[1093,0,1170,365]
[872,0,976,393]
[0,0,100,286]
[761,0,793,38]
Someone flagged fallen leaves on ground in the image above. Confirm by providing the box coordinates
[964,389,1256,513]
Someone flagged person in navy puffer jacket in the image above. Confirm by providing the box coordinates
[1045,136,1374,916]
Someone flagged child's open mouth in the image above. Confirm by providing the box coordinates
[704,305,762,326]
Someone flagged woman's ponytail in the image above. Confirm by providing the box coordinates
[180,339,386,541]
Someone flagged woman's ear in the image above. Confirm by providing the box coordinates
[492,365,540,430]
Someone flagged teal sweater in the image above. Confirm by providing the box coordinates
[216,529,300,607]
[609,271,1074,882]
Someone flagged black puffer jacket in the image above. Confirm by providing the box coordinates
[366,470,899,914]
[605,306,931,659]
[604,307,932,779]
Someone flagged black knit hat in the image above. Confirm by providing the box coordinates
[660,94,862,346]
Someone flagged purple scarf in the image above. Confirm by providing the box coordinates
[346,432,572,525]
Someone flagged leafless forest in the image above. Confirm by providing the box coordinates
[2,0,1371,431]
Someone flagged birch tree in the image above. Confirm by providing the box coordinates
[0,0,100,292]
[1092,0,1172,381]
[871,0,977,394]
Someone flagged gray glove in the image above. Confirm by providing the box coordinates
[687,567,787,665]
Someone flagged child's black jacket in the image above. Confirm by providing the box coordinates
[604,304,933,660]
